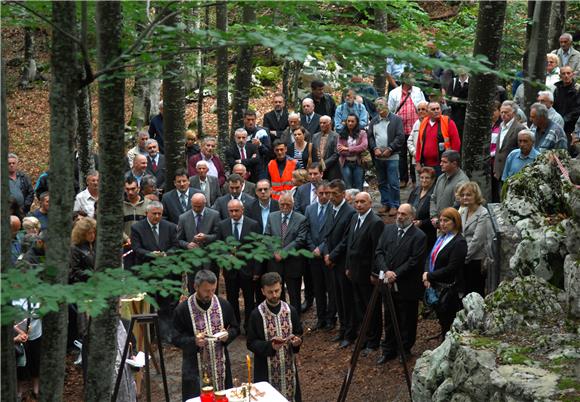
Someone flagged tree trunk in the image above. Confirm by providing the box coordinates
[77,1,94,191]
[39,2,78,401]
[84,2,125,401]
[548,1,567,52]
[1,57,18,402]
[373,7,388,97]
[162,8,186,191]
[282,59,290,102]
[523,1,551,115]
[216,1,229,143]
[129,22,150,130]
[19,27,37,88]
[522,1,535,78]
[462,0,507,201]
[196,5,210,136]
[231,4,256,133]
[149,78,162,121]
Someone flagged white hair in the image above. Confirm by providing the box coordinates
[234,128,248,136]
[196,160,209,169]
[302,98,314,106]
[146,200,163,211]
[537,90,554,102]
[518,129,535,142]
[560,33,573,42]
[145,139,158,147]
[288,112,300,120]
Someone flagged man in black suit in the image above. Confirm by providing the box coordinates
[346,192,384,354]
[225,128,263,182]
[300,98,321,135]
[247,179,279,235]
[321,179,356,347]
[211,174,255,220]
[262,93,289,144]
[145,139,166,191]
[312,116,342,181]
[265,192,308,315]
[190,160,221,206]
[215,199,262,330]
[307,80,337,121]
[161,168,201,224]
[374,203,427,364]
[177,192,221,292]
[130,200,179,341]
[305,181,334,330]
[222,164,256,197]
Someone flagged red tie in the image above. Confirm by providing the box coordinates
[240,147,246,160]
[152,158,157,172]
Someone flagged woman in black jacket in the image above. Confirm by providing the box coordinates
[422,207,467,336]
[408,166,437,250]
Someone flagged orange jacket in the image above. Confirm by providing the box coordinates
[268,158,297,200]
[415,115,451,164]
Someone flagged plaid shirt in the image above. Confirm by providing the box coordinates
[397,89,418,135]
[531,120,568,152]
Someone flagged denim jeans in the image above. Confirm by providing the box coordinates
[342,162,364,190]
[374,158,400,208]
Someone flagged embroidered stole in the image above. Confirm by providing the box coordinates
[188,294,227,391]
[258,301,296,401]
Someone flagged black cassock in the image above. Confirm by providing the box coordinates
[246,302,303,402]
[173,296,239,402]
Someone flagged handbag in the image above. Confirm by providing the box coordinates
[359,149,373,170]
[424,281,456,308]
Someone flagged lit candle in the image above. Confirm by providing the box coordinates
[246,354,252,385]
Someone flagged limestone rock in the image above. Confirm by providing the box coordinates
[564,254,580,317]
[490,365,559,401]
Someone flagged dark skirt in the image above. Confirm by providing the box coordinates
[464,259,485,297]
[17,336,42,380]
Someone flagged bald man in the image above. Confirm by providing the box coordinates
[345,192,384,351]
[301,97,321,135]
[374,203,426,364]
[223,163,256,196]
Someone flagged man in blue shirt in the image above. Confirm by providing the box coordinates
[502,129,540,181]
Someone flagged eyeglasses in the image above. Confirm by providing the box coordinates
[257,188,269,192]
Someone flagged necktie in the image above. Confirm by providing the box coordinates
[317,205,326,228]
[281,215,288,243]
[233,222,240,241]
[152,224,159,245]
[355,217,363,232]
[196,214,202,232]
[276,111,281,122]
[180,192,187,211]
[240,146,246,160]
[311,186,318,204]
[398,228,405,240]
[151,157,157,172]
[307,115,311,125]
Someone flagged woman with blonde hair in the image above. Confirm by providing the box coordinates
[456,181,491,297]
[70,217,96,283]
[290,169,309,198]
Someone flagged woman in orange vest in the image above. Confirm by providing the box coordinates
[268,140,298,200]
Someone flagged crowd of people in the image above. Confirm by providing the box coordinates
[8,34,580,402]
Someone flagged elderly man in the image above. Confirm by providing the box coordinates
[408,100,430,176]
[415,101,461,176]
[265,192,307,315]
[211,174,255,220]
[537,90,565,129]
[148,100,164,152]
[502,130,540,181]
[127,131,149,168]
[268,140,298,201]
[188,136,227,186]
[312,115,342,180]
[280,112,303,145]
[334,88,368,131]
[225,128,262,181]
[429,150,469,225]
[173,270,239,401]
[553,66,580,136]
[125,154,148,186]
[529,102,568,152]
[300,98,321,135]
[551,33,580,74]
[73,170,99,218]
[190,160,221,206]
[263,93,289,141]
[223,164,256,196]
[145,139,166,190]
[8,153,34,214]
[368,97,405,217]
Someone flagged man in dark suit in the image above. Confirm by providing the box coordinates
[190,160,221,206]
[225,128,263,182]
[346,192,384,354]
[492,100,526,202]
[300,98,321,135]
[312,116,342,181]
[307,80,337,121]
[321,179,356,346]
[246,179,279,234]
[130,200,179,341]
[305,181,334,330]
[222,164,256,197]
[211,174,255,220]
[188,137,227,186]
[177,192,221,292]
[161,168,201,224]
[215,199,262,330]
[265,192,307,315]
[145,139,166,191]
[374,203,427,364]
[263,93,289,143]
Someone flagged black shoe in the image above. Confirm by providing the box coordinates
[338,339,352,349]
[376,352,397,365]
[360,347,376,357]
[323,321,336,331]
[330,334,344,342]
[301,301,313,313]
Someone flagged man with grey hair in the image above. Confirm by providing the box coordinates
[529,102,568,151]
[190,159,221,205]
[126,131,149,168]
[312,115,342,180]
[188,136,227,186]
[173,269,239,400]
[281,112,303,145]
[502,129,540,181]
[553,65,580,136]
[429,150,469,226]
[148,100,164,153]
[551,33,580,75]
[300,97,321,135]
[73,170,99,218]
[145,138,166,190]
[537,90,565,129]
[8,153,34,214]
[225,128,261,181]
[345,188,360,206]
